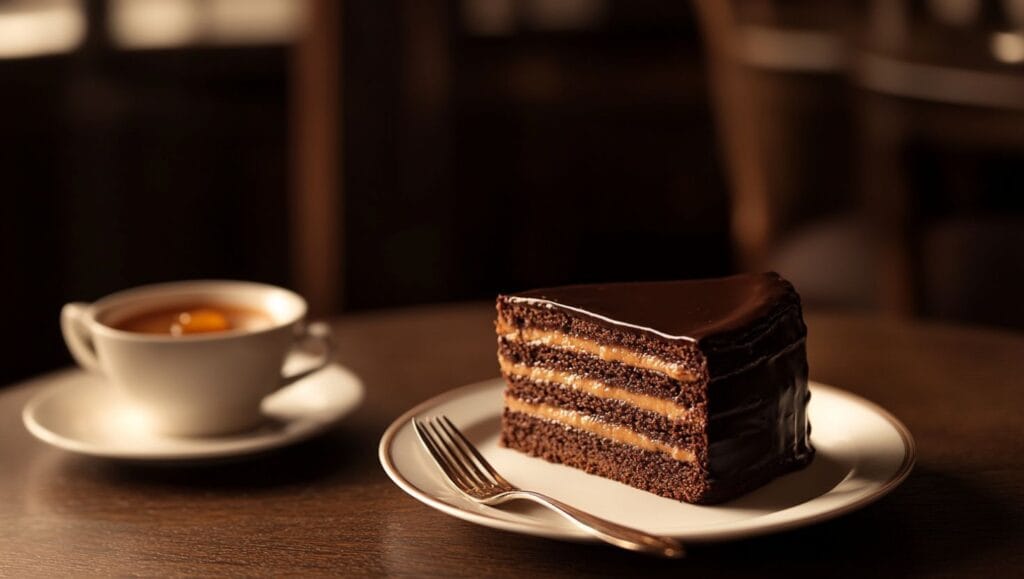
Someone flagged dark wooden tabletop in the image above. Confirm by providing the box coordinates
[2,304,1022,577]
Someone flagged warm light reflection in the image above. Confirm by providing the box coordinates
[265,292,295,322]
[110,401,157,435]
[0,0,85,60]
[108,0,200,49]
[206,0,305,44]
[109,0,307,49]
[991,31,1024,64]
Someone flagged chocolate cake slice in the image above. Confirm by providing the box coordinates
[496,272,813,504]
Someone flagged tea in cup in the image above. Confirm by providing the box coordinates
[61,280,333,437]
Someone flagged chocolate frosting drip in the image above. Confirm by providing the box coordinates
[707,338,813,480]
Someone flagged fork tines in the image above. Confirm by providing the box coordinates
[412,416,509,494]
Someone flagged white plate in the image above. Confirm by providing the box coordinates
[379,379,915,543]
[23,354,364,462]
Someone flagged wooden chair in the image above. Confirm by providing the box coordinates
[289,0,342,317]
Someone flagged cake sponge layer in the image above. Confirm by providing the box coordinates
[501,410,812,504]
[503,374,706,445]
[497,299,702,370]
[500,409,708,503]
[498,338,703,407]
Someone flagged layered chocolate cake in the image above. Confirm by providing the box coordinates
[496,272,813,504]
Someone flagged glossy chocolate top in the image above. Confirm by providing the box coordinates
[506,272,798,343]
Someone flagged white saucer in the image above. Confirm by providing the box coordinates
[379,379,915,543]
[23,353,364,462]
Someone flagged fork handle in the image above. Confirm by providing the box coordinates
[509,490,685,558]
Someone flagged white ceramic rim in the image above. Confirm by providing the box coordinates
[84,280,307,343]
[21,364,363,461]
[378,378,917,543]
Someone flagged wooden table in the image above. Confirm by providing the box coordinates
[2,304,1022,576]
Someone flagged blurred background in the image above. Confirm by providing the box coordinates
[3,0,1023,385]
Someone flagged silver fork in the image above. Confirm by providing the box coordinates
[412,415,685,558]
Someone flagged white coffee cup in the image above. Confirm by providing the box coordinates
[60,280,333,437]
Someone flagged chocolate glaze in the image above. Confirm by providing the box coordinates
[499,272,814,502]
[506,272,798,343]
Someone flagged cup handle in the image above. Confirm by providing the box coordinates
[280,321,335,388]
[61,302,101,373]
